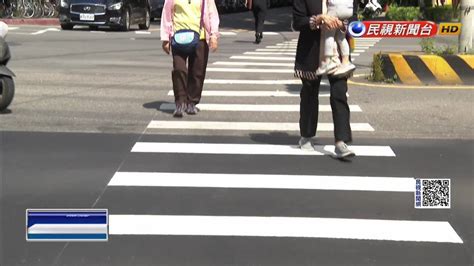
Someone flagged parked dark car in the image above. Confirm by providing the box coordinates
[59,0,151,31]
[149,0,164,20]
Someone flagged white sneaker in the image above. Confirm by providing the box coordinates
[316,60,338,76]
[332,63,356,77]
[334,142,355,159]
[298,137,314,151]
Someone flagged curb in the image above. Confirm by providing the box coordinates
[0,18,59,26]
[379,53,474,86]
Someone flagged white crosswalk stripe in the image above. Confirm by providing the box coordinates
[97,36,464,251]
[146,121,374,131]
[109,215,462,243]
[159,103,362,112]
[167,90,335,97]
[131,142,394,157]
[109,172,415,192]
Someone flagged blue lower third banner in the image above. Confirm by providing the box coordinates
[26,209,108,242]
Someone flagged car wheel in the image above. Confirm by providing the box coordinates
[61,24,74,30]
[138,8,150,30]
[120,8,131,31]
[0,76,14,111]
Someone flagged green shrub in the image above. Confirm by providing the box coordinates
[386,5,421,21]
[370,53,386,82]
[420,38,457,55]
[420,38,436,54]
[424,5,459,22]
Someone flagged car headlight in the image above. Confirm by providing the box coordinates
[108,2,122,10]
[60,0,68,8]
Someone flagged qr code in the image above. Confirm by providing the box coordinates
[415,179,451,209]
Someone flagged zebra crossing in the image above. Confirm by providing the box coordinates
[96,36,463,260]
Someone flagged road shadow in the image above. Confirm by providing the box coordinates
[0,109,12,115]
[285,82,331,93]
[249,132,354,162]
[152,7,293,32]
[233,40,256,44]
[143,100,174,114]
[219,7,293,32]
[249,132,296,145]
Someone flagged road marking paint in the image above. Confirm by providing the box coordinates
[135,31,151,34]
[31,28,60,35]
[109,172,414,192]
[204,79,304,84]
[351,53,360,56]
[244,52,296,55]
[256,49,296,52]
[213,61,294,67]
[146,121,374,132]
[353,49,366,53]
[159,103,362,112]
[265,46,297,49]
[132,142,392,157]
[419,55,463,85]
[207,68,293,73]
[8,27,19,30]
[167,90,335,97]
[109,215,461,243]
[262,32,279,35]
[388,54,422,85]
[230,56,294,61]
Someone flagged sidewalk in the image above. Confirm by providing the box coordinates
[0,18,59,26]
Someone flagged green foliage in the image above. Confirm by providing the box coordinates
[420,38,436,54]
[386,4,421,21]
[423,5,459,22]
[370,53,386,82]
[420,38,457,55]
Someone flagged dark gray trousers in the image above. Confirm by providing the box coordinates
[299,76,352,142]
[172,40,209,104]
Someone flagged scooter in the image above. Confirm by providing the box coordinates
[0,21,15,111]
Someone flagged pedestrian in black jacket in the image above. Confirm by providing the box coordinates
[246,0,267,44]
[293,0,356,158]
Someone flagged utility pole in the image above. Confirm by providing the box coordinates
[459,0,473,53]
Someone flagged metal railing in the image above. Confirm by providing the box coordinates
[0,0,58,18]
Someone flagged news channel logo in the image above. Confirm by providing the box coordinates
[348,21,366,37]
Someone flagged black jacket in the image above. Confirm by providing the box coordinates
[293,0,358,80]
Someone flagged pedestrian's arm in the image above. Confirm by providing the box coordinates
[208,0,220,40]
[292,0,311,31]
[160,0,173,42]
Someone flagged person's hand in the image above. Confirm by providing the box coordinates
[336,19,345,31]
[209,37,218,52]
[162,41,170,54]
[321,15,340,30]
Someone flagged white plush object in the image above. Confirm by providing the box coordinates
[0,22,8,38]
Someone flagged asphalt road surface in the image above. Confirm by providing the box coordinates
[1,7,473,266]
